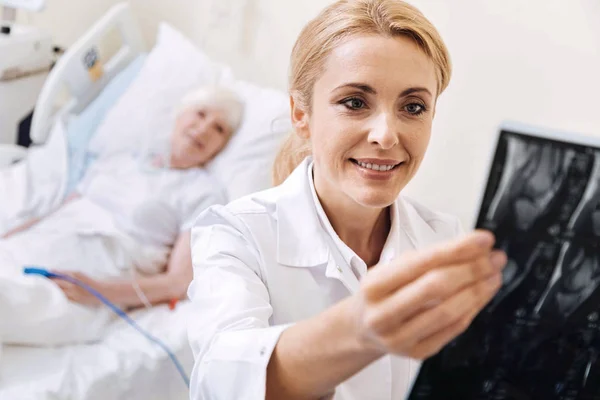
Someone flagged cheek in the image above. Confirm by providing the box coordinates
[309,110,356,155]
[308,123,336,167]
[404,125,432,160]
[179,114,197,130]
[173,134,186,151]
[206,135,227,154]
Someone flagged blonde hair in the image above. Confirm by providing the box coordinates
[272,0,452,186]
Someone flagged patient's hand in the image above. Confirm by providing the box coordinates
[51,271,111,307]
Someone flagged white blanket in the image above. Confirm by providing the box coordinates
[0,302,194,400]
[0,196,173,345]
[0,119,68,235]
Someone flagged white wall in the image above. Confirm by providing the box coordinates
[401,0,600,227]
[16,0,123,46]
[17,0,328,89]
[18,0,600,228]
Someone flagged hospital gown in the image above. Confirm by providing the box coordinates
[0,152,226,345]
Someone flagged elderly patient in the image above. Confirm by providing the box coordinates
[0,86,243,345]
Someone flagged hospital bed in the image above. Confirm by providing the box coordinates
[0,3,289,399]
[0,2,143,165]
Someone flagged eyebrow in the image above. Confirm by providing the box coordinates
[334,83,377,94]
[333,83,433,98]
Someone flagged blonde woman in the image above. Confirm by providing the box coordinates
[187,1,507,399]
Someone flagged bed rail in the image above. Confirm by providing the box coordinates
[30,2,145,144]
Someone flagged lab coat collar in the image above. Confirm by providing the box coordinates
[276,158,331,267]
[275,158,442,273]
[276,158,371,294]
[395,196,444,251]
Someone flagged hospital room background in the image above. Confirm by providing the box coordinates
[0,0,599,399]
[3,0,599,227]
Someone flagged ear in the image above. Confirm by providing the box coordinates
[290,94,310,139]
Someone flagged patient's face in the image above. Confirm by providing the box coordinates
[170,107,233,168]
[296,34,438,210]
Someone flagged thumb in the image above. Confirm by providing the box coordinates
[363,230,495,300]
[417,230,495,268]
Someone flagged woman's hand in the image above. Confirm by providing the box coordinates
[51,271,113,307]
[354,230,506,360]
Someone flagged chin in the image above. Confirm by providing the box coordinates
[350,187,400,209]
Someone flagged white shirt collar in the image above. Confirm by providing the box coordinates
[307,161,402,277]
[275,158,331,267]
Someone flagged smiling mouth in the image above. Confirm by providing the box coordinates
[186,134,204,149]
[350,158,402,172]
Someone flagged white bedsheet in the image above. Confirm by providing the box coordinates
[0,119,68,236]
[0,302,194,400]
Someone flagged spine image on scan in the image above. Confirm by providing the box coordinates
[408,130,600,400]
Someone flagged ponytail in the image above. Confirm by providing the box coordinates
[272,132,312,186]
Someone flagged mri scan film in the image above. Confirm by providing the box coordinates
[408,129,600,400]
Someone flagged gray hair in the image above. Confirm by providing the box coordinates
[178,86,244,132]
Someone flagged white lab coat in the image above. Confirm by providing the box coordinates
[188,158,463,400]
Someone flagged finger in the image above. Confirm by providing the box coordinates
[418,230,497,267]
[63,286,79,296]
[71,272,96,286]
[384,272,502,351]
[60,287,77,301]
[52,280,71,291]
[65,287,85,301]
[363,230,496,300]
[58,271,83,282]
[54,282,83,300]
[413,272,502,340]
[70,272,86,280]
[408,276,502,361]
[363,251,506,334]
[408,315,475,360]
[68,292,85,304]
[51,270,86,282]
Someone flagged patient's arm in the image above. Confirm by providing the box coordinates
[1,216,43,239]
[53,231,194,308]
[1,192,82,239]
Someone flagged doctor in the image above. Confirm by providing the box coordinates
[187,0,507,399]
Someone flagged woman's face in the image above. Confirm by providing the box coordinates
[294,34,438,209]
[170,107,233,168]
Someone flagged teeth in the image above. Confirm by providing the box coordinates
[357,161,396,171]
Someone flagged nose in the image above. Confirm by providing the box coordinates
[191,118,213,139]
[367,111,400,150]
[194,115,220,138]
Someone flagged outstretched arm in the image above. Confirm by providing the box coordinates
[2,193,82,239]
[53,231,194,309]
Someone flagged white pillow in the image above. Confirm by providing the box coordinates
[205,70,291,199]
[89,23,291,200]
[88,23,225,155]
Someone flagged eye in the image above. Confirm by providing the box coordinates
[404,103,426,115]
[216,125,225,134]
[342,97,367,111]
[197,111,206,118]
